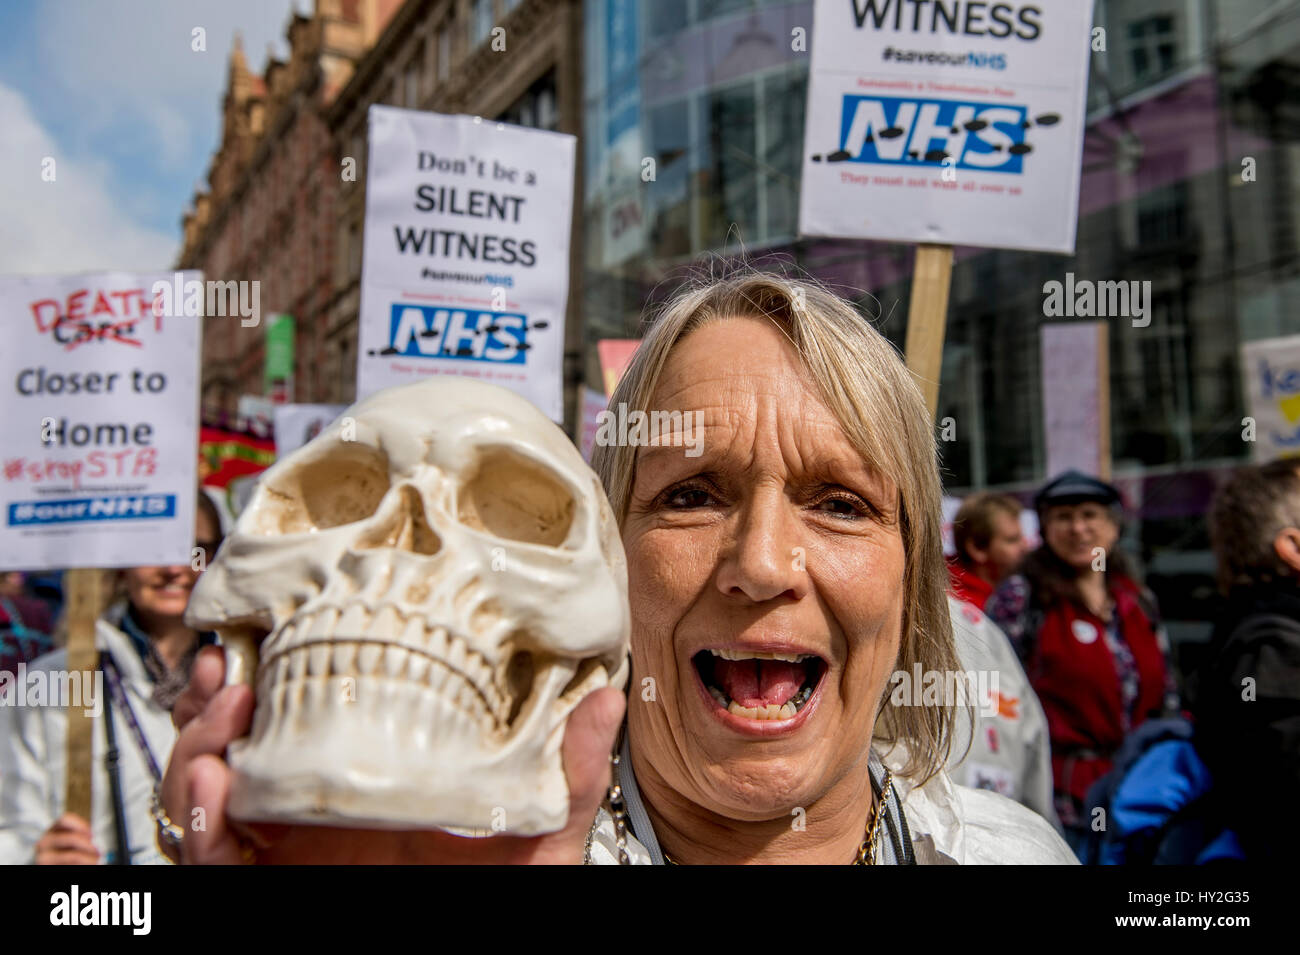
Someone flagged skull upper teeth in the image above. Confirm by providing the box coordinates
[256,606,512,727]
[708,649,813,662]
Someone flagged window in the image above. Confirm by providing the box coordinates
[649,0,688,38]
[497,70,558,131]
[699,0,755,21]
[438,22,453,83]
[423,36,436,97]
[759,69,805,242]
[1136,181,1188,247]
[646,99,691,259]
[703,81,758,248]
[404,49,421,108]
[1128,15,1176,82]
[470,0,493,50]
[347,221,362,279]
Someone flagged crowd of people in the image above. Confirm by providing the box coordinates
[0,271,1296,865]
[947,463,1300,863]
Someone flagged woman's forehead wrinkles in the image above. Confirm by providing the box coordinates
[632,402,883,492]
[650,369,775,412]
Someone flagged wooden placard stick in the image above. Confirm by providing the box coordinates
[63,567,108,822]
[903,243,955,420]
[1096,321,1112,481]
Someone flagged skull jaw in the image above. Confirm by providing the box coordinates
[225,663,601,836]
[226,723,572,835]
[226,753,570,836]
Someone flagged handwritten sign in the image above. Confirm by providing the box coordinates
[1,271,201,570]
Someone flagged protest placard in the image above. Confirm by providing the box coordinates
[273,402,348,458]
[0,271,201,571]
[799,0,1093,253]
[355,107,576,422]
[1241,334,1300,463]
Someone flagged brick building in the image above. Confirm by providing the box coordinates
[178,0,403,421]
[179,0,586,430]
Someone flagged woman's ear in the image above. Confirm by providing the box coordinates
[1273,527,1300,575]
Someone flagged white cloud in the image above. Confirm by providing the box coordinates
[0,83,177,274]
[31,0,296,175]
[0,0,299,274]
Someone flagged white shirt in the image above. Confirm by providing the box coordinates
[945,595,1058,827]
[0,619,178,865]
[586,735,1077,865]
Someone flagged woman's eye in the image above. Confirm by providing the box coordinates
[815,496,866,518]
[668,487,713,509]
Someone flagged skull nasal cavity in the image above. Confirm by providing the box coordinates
[360,485,441,555]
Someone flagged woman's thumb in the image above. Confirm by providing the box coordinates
[560,687,626,831]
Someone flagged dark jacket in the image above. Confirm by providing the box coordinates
[1191,585,1300,863]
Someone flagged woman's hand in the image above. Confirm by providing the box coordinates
[162,645,626,864]
[35,813,100,865]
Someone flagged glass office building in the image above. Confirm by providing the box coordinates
[581,0,1300,665]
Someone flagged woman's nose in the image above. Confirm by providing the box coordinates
[715,491,809,605]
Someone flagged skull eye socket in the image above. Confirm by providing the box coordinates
[457,448,575,548]
[258,444,391,534]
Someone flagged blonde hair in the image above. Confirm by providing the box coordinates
[590,266,960,783]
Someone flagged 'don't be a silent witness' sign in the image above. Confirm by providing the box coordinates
[355,107,576,421]
[0,271,201,571]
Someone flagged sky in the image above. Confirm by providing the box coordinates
[0,0,301,276]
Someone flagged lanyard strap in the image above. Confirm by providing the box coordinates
[0,597,31,641]
[100,652,162,783]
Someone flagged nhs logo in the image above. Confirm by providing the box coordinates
[836,95,1031,173]
[9,494,175,527]
[385,303,528,364]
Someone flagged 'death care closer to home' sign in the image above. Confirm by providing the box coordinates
[0,272,201,571]
[355,106,576,422]
[799,0,1093,254]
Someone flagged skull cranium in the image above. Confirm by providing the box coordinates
[186,379,630,835]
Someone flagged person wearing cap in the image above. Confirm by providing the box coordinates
[986,470,1174,857]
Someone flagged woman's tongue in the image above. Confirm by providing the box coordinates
[714,659,804,709]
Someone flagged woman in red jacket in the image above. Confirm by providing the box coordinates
[987,471,1175,858]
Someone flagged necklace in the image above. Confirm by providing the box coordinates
[620,766,894,866]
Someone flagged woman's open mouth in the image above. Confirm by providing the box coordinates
[692,649,827,721]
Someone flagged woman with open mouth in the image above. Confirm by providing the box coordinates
[160,268,1075,864]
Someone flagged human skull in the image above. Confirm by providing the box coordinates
[186,379,630,836]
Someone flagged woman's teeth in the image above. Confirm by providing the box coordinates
[706,681,814,720]
[710,649,812,662]
[729,701,797,720]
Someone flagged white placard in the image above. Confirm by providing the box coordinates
[0,271,201,570]
[356,107,576,421]
[274,403,347,459]
[1241,334,1300,463]
[1041,321,1101,478]
[799,0,1093,253]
